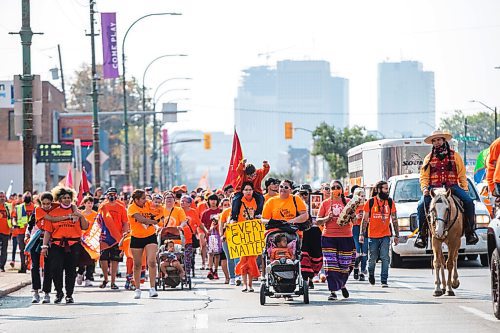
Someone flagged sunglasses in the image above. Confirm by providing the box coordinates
[279,185,291,190]
[331,186,342,190]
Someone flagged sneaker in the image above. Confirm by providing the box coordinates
[110,283,119,290]
[359,273,365,282]
[9,261,14,268]
[0,267,5,272]
[353,268,359,280]
[76,274,84,286]
[381,282,389,288]
[134,289,141,299]
[213,271,219,280]
[149,288,158,298]
[229,278,235,285]
[369,274,375,285]
[207,270,214,280]
[31,291,40,303]
[84,279,93,287]
[341,287,349,298]
[42,293,50,304]
[65,296,74,304]
[99,280,108,289]
[328,292,338,301]
[308,279,314,289]
[414,234,428,249]
[235,277,242,286]
[54,293,64,304]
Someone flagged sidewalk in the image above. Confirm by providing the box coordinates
[1,241,32,297]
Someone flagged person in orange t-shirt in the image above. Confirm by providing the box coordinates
[359,180,399,288]
[11,192,35,273]
[77,196,98,288]
[180,195,208,278]
[40,187,88,304]
[0,191,12,272]
[316,180,355,301]
[487,137,500,196]
[127,189,160,299]
[234,182,261,292]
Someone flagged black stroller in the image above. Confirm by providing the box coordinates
[155,227,192,290]
[260,220,309,305]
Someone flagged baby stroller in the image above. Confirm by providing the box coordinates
[260,220,309,305]
[155,227,192,290]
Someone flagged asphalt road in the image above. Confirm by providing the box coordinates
[0,258,498,333]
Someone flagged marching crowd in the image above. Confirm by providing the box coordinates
[0,129,497,304]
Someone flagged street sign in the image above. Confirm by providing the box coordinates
[36,143,73,163]
[456,136,478,142]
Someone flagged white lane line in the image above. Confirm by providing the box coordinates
[195,313,209,329]
[395,281,420,290]
[459,306,498,322]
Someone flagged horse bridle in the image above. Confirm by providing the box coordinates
[427,196,459,239]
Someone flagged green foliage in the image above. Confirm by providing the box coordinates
[312,123,376,179]
[440,110,496,153]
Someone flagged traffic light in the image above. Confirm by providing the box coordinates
[203,133,212,150]
[285,122,293,139]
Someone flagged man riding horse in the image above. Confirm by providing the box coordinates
[414,130,479,249]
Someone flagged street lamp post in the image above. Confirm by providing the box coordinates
[469,100,497,139]
[151,88,190,187]
[141,54,187,187]
[121,12,181,186]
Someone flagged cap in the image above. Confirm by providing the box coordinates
[106,187,118,194]
[299,184,312,193]
[172,186,181,193]
[180,184,188,192]
[145,186,153,192]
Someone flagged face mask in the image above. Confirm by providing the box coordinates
[60,202,72,209]
[176,193,182,199]
[332,189,342,197]
[379,192,389,200]
[108,196,116,202]
[191,194,196,199]
[24,197,32,204]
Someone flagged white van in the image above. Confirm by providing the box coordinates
[388,173,490,267]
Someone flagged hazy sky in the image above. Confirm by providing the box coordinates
[2,0,500,135]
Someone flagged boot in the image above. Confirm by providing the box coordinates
[464,218,479,245]
[414,223,428,249]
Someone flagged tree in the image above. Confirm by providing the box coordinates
[69,63,151,186]
[440,110,495,154]
[312,123,376,179]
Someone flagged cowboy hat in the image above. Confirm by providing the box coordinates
[424,130,452,144]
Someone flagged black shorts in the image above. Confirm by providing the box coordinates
[100,244,123,262]
[130,234,158,249]
[220,248,227,261]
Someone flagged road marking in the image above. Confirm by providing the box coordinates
[196,288,208,296]
[459,306,498,322]
[395,282,420,290]
[195,313,208,329]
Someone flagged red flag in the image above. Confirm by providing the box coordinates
[64,167,73,188]
[77,168,90,205]
[223,130,244,188]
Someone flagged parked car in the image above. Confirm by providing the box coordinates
[487,207,500,319]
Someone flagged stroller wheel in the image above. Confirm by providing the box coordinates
[260,283,266,305]
[303,280,310,304]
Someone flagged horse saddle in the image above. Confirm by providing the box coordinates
[451,195,464,213]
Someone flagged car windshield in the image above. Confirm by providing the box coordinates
[392,178,480,203]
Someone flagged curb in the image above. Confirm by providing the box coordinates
[0,280,32,298]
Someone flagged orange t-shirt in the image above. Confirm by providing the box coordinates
[45,206,83,246]
[34,203,60,231]
[264,192,277,203]
[352,206,363,226]
[81,210,97,229]
[262,195,307,222]
[149,204,165,225]
[318,198,352,237]
[362,197,396,238]
[127,200,156,238]
[0,203,11,235]
[270,247,294,260]
[100,202,128,233]
[238,196,258,222]
[161,206,187,228]
[183,208,202,244]
[196,202,209,219]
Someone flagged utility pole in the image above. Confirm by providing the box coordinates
[9,0,42,192]
[57,44,67,108]
[88,0,101,188]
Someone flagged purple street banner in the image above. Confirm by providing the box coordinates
[101,13,119,79]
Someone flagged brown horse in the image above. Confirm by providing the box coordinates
[428,188,463,297]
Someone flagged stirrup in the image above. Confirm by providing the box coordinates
[465,232,479,245]
[414,235,427,249]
